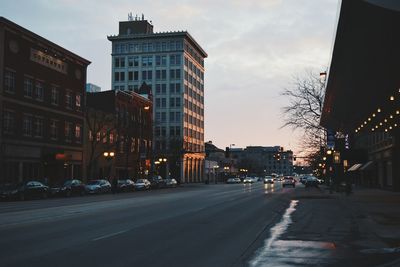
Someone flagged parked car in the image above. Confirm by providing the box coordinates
[0,181,49,200]
[117,179,135,192]
[283,177,296,188]
[164,178,178,188]
[50,179,86,197]
[264,176,274,184]
[305,176,319,187]
[85,180,112,194]
[149,176,166,189]
[226,178,241,184]
[243,177,255,184]
[135,179,151,190]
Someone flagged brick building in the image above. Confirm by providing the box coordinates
[0,17,90,185]
[85,85,153,180]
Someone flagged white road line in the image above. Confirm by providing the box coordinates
[92,230,129,241]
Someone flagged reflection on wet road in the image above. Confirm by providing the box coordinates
[249,199,336,267]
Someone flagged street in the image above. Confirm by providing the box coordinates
[0,182,399,267]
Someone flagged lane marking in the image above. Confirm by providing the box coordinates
[92,230,129,241]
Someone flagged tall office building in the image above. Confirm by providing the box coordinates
[108,15,207,182]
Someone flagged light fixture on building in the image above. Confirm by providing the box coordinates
[377,108,381,113]
[385,129,388,132]
[380,122,383,126]
[397,110,400,114]
[390,115,394,119]
[372,128,375,131]
[368,117,371,121]
[390,96,395,101]
[364,121,367,125]
[384,119,388,122]
[375,125,379,128]
[372,113,376,117]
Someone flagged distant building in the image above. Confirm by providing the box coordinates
[86,83,101,93]
[84,85,153,180]
[0,17,90,185]
[232,146,294,176]
[108,15,207,183]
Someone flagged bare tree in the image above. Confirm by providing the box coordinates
[281,69,326,159]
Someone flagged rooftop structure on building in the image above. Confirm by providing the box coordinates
[86,83,101,93]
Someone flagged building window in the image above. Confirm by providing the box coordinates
[35,81,44,101]
[175,97,181,107]
[3,110,15,134]
[51,87,59,105]
[161,98,166,108]
[22,115,33,136]
[4,70,16,93]
[24,77,33,98]
[161,112,166,122]
[34,117,43,137]
[110,133,114,143]
[65,122,72,142]
[175,126,181,136]
[66,91,73,109]
[76,94,81,109]
[96,132,101,142]
[102,131,107,143]
[133,56,139,67]
[75,125,82,142]
[50,120,58,140]
[170,97,175,107]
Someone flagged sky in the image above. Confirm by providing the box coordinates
[1,0,340,156]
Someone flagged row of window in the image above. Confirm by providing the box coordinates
[113,40,183,54]
[4,70,82,110]
[3,110,81,142]
[184,42,205,67]
[154,83,181,95]
[184,57,204,79]
[184,127,204,141]
[155,97,181,108]
[114,69,181,82]
[153,140,204,153]
[184,99,204,117]
[184,114,204,128]
[88,130,151,153]
[185,85,204,104]
[155,126,181,137]
[117,55,181,68]
[185,70,203,91]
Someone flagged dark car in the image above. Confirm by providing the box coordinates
[164,178,178,188]
[149,176,166,189]
[85,180,112,194]
[305,176,319,187]
[283,177,296,188]
[117,179,135,192]
[0,181,49,201]
[50,179,86,197]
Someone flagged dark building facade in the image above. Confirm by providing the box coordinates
[0,17,90,185]
[85,86,153,181]
[321,1,400,191]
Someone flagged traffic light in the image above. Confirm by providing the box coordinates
[225,147,230,158]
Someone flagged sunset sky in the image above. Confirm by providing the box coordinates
[1,0,340,155]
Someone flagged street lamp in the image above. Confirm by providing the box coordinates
[158,157,168,179]
[103,151,115,180]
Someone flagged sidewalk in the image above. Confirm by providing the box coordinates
[334,187,400,248]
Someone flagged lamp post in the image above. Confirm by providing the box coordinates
[158,157,168,179]
[103,151,115,180]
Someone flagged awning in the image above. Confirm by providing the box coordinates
[347,163,363,172]
[359,161,374,171]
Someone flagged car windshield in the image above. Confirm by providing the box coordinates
[63,180,73,186]
[136,179,145,183]
[87,180,100,185]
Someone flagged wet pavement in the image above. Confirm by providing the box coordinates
[247,185,400,267]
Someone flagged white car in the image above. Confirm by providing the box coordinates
[243,177,254,183]
[227,178,241,184]
[264,176,274,184]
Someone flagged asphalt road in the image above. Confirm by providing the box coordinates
[0,182,293,267]
[1,182,398,267]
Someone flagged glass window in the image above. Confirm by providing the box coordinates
[24,77,33,98]
[22,115,33,136]
[4,70,16,93]
[120,72,125,81]
[34,117,43,137]
[161,98,166,108]
[170,97,175,107]
[51,87,59,105]
[175,97,181,107]
[35,81,44,101]
[76,94,81,108]
[75,125,82,142]
[170,112,175,122]
[66,91,73,109]
[3,110,14,134]
[134,56,139,67]
[50,120,58,139]
[65,122,72,142]
[161,112,166,122]
[134,71,139,81]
